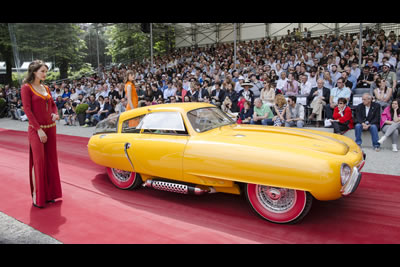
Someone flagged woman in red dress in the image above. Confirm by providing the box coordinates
[20,60,62,208]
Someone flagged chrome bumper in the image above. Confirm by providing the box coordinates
[341,160,364,196]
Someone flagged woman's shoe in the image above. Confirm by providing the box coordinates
[32,203,44,208]
[392,144,398,152]
[46,200,55,203]
[378,135,387,145]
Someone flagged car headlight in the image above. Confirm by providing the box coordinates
[340,164,352,186]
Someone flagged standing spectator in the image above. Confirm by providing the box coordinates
[20,60,62,208]
[285,96,305,128]
[354,93,381,151]
[124,70,138,111]
[330,97,354,135]
[378,98,400,152]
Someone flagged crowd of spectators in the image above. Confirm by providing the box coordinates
[1,27,400,150]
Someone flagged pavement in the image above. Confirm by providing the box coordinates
[0,117,399,244]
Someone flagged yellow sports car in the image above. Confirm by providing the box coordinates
[88,103,365,224]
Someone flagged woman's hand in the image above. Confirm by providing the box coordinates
[51,113,59,121]
[37,129,47,143]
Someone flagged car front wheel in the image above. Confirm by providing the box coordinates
[106,167,142,190]
[245,184,312,224]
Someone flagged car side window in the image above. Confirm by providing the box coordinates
[121,115,145,134]
[137,111,188,135]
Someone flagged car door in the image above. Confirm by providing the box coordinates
[122,111,189,180]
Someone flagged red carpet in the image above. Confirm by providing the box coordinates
[1,128,400,243]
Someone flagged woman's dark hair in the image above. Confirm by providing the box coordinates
[23,60,49,84]
[338,97,347,105]
[390,98,400,119]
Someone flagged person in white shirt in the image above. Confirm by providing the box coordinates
[330,64,342,85]
[276,71,288,92]
[299,75,312,96]
[350,61,361,80]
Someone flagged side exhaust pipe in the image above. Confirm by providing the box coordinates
[143,179,215,195]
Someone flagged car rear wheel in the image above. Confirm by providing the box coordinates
[245,184,312,224]
[106,167,142,190]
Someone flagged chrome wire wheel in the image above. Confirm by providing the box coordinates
[256,186,297,213]
[111,168,132,183]
[245,184,313,224]
[106,167,142,190]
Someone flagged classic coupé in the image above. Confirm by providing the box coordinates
[87,103,365,224]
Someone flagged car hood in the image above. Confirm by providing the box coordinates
[208,124,350,156]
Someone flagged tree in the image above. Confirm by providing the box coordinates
[0,23,14,86]
[9,23,87,81]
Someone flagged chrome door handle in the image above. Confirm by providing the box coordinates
[124,142,135,171]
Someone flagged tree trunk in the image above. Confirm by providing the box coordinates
[59,61,68,80]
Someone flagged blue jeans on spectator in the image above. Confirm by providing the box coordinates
[355,123,380,148]
[250,118,273,125]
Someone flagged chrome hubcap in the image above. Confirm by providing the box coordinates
[256,185,296,213]
[111,168,132,182]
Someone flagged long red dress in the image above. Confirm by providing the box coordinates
[21,83,62,207]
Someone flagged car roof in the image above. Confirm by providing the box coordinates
[119,102,216,121]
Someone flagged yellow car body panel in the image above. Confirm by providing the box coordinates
[87,103,364,201]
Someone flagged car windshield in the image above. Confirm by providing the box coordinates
[187,107,235,133]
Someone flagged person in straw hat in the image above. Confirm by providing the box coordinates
[238,78,255,106]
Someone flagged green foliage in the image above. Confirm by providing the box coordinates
[0,97,6,107]
[75,103,89,114]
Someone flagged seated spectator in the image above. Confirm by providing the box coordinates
[238,100,253,124]
[299,75,312,96]
[324,77,352,120]
[282,73,299,96]
[63,102,76,126]
[374,79,392,110]
[276,72,288,92]
[330,97,354,135]
[238,79,255,105]
[307,79,330,127]
[250,98,274,125]
[354,93,381,151]
[285,96,305,128]
[210,81,226,107]
[356,66,374,88]
[378,98,400,152]
[260,80,275,107]
[273,94,287,127]
[55,95,66,118]
[83,94,100,127]
[224,83,238,112]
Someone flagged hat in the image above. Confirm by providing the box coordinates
[383,62,391,68]
[238,76,245,80]
[241,78,253,88]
